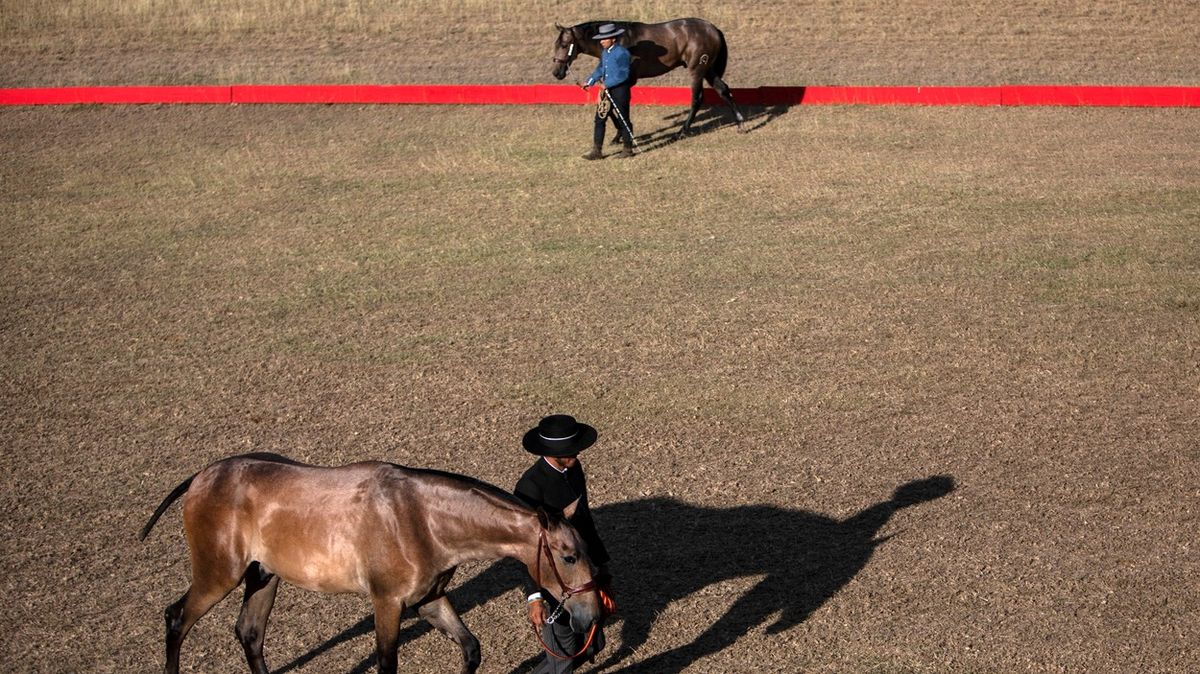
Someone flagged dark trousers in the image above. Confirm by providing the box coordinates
[594,84,633,146]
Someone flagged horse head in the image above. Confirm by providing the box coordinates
[530,504,601,632]
[551,24,581,80]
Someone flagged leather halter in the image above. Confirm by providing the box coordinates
[534,528,597,599]
[553,38,577,65]
[531,527,600,660]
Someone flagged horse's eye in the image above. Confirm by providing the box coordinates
[562,555,577,565]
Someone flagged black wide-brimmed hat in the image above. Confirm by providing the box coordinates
[592,23,625,40]
[522,414,598,457]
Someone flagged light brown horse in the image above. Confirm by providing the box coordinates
[139,453,601,674]
[551,19,747,138]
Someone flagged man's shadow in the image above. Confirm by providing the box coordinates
[604,104,790,156]
[273,475,955,674]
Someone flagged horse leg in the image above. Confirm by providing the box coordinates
[371,595,405,674]
[418,596,482,674]
[234,562,280,674]
[678,72,704,139]
[163,569,242,674]
[706,73,747,131]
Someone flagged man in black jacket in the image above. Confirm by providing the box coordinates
[515,414,610,673]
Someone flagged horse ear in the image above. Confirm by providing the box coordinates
[562,497,581,520]
[554,22,565,31]
[535,507,550,529]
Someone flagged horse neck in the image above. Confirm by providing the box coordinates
[437,497,540,567]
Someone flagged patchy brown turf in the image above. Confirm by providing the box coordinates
[2,2,1199,674]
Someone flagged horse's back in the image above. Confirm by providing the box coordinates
[181,455,403,591]
[181,456,508,583]
[187,453,385,500]
[638,17,722,41]
[629,17,725,73]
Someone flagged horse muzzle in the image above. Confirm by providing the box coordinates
[568,609,598,634]
[552,64,568,80]
[564,594,601,633]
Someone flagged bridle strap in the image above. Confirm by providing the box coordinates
[535,529,598,598]
[553,38,577,64]
[532,529,600,661]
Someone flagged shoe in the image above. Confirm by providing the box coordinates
[615,145,634,158]
[582,146,604,160]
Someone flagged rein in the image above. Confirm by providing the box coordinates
[531,528,600,661]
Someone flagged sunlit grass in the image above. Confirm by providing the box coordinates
[0,0,748,36]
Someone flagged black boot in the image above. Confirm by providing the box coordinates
[615,140,634,158]
[582,144,604,160]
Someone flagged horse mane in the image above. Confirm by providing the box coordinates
[571,19,640,46]
[391,465,535,517]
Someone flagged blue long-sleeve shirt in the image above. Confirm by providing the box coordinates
[585,44,632,88]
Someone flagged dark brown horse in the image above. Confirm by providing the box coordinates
[552,18,747,138]
[140,453,601,674]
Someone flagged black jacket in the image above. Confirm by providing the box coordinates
[515,458,611,574]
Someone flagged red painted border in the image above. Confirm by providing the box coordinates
[2,85,1198,107]
[229,84,589,105]
[1000,85,1200,107]
[0,85,232,105]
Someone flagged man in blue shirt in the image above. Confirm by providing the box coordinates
[581,23,635,160]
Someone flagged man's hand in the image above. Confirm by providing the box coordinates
[527,599,548,628]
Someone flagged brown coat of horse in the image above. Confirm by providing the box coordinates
[140,453,601,674]
[552,19,747,137]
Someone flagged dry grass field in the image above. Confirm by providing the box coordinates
[2,1,1199,87]
[2,2,1199,674]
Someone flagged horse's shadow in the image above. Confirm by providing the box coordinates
[616,104,790,155]
[274,475,955,674]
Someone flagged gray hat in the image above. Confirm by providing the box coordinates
[593,23,625,40]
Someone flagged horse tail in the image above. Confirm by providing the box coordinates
[138,472,196,541]
[711,26,730,80]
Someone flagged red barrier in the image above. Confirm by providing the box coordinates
[638,86,1001,106]
[799,86,1002,106]
[230,84,592,105]
[0,86,232,105]
[2,85,1199,107]
[1001,86,1200,107]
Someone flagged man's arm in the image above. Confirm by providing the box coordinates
[583,60,605,88]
